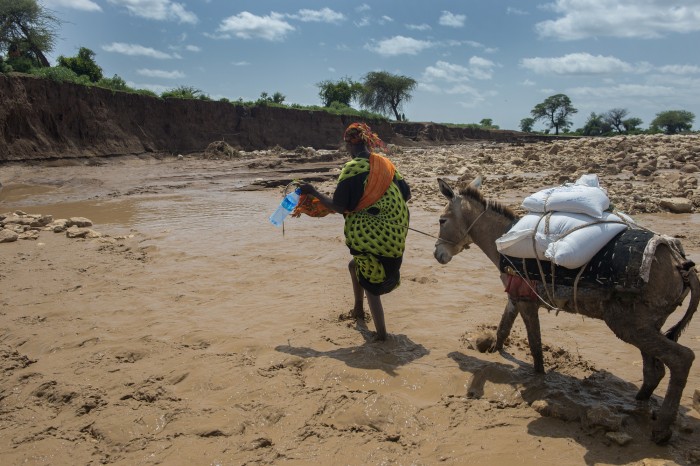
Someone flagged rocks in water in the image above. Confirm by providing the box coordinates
[659,197,693,213]
[0,211,101,244]
[0,228,18,243]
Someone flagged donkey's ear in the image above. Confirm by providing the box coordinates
[469,176,483,190]
[437,178,454,200]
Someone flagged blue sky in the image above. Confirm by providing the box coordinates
[42,0,700,131]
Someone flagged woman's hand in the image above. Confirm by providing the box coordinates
[298,183,317,196]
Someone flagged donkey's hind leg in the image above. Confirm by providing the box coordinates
[606,318,695,444]
[636,352,665,401]
[517,301,545,373]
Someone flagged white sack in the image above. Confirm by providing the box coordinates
[522,183,610,218]
[496,211,631,269]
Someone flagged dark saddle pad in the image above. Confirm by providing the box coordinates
[499,228,656,292]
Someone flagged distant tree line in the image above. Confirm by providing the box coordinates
[1,0,696,133]
[519,93,695,136]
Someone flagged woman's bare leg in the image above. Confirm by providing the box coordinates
[348,259,365,318]
[366,291,387,340]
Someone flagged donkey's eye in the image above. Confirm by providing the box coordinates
[439,218,447,225]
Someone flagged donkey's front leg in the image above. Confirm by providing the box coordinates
[491,298,518,352]
[518,301,545,373]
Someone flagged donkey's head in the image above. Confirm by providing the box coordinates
[433,177,482,264]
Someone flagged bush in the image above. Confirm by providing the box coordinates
[96,74,130,92]
[32,66,90,84]
[0,56,12,73]
[161,85,207,100]
[6,56,36,73]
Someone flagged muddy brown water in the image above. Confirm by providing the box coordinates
[1,156,699,465]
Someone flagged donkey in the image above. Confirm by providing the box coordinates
[433,177,699,444]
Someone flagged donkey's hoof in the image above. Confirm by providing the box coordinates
[651,425,672,445]
[475,331,496,353]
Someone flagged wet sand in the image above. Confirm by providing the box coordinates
[1,153,699,465]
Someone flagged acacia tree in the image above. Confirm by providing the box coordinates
[650,110,695,134]
[359,71,416,121]
[0,0,60,68]
[530,93,577,135]
[604,108,629,133]
[317,77,363,107]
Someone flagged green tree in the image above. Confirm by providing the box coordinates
[530,93,577,135]
[57,47,103,82]
[317,77,363,107]
[359,71,416,121]
[622,117,643,133]
[256,91,286,105]
[650,110,695,134]
[0,0,60,68]
[580,112,613,136]
[479,118,498,129]
[519,117,535,133]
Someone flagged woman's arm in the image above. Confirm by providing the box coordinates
[298,183,346,214]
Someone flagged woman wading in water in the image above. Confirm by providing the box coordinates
[297,123,411,340]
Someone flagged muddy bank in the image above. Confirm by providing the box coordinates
[0,74,552,162]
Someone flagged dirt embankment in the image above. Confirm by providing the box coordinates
[0,74,551,162]
[0,74,393,161]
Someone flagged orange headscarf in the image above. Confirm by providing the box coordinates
[343,122,387,152]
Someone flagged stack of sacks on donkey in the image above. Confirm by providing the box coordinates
[433,176,698,444]
[496,174,635,270]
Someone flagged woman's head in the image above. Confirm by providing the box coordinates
[343,122,386,153]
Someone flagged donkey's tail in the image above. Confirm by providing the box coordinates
[665,262,700,342]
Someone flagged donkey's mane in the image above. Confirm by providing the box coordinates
[458,185,518,221]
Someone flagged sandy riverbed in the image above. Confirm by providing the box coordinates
[1,147,699,465]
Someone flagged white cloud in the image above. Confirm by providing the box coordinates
[217,12,294,41]
[289,8,345,23]
[506,7,528,16]
[406,23,431,31]
[422,58,497,84]
[535,0,700,40]
[185,45,201,52]
[107,0,197,24]
[356,4,371,13]
[232,61,250,66]
[365,36,433,56]
[569,83,675,99]
[657,64,700,74]
[102,42,174,59]
[43,0,101,12]
[137,68,185,79]
[520,52,637,75]
[439,11,466,27]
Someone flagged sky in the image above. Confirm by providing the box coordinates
[40,0,700,132]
